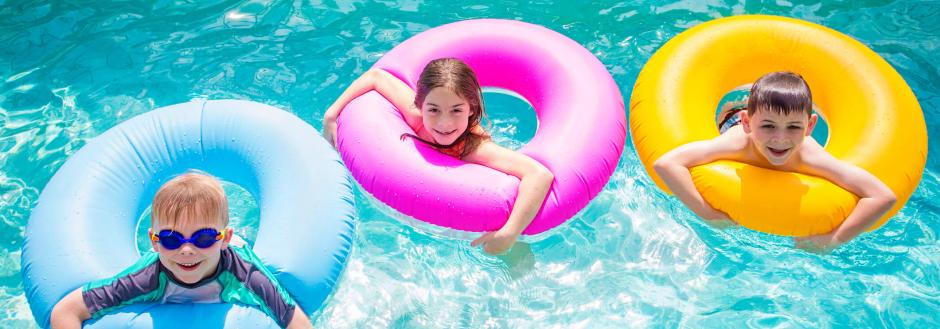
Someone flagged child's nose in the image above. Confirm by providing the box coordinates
[178,244,196,254]
[440,115,460,125]
[436,119,454,128]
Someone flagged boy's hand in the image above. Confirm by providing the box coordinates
[471,228,519,255]
[699,208,737,230]
[702,217,737,230]
[793,231,842,254]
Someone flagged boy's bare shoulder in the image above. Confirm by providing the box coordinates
[710,127,750,158]
[671,127,750,165]
[795,137,842,175]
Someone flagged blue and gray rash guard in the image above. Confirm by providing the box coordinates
[81,246,296,328]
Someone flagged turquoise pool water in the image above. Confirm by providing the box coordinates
[3,1,939,327]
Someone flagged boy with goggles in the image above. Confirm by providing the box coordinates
[50,173,313,328]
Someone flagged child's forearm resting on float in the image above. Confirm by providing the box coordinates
[323,69,420,129]
[286,305,314,329]
[653,141,727,220]
[50,288,89,329]
[501,166,554,235]
[468,143,554,253]
[808,157,897,242]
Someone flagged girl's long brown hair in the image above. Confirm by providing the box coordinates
[401,58,488,158]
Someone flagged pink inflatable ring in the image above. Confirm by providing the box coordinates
[336,19,625,235]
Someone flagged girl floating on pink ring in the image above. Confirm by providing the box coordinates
[324,57,554,255]
[322,19,625,255]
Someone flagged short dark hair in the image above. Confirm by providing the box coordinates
[747,72,813,118]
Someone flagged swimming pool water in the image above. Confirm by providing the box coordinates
[3,1,939,328]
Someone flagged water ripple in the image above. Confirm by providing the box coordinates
[3,1,940,328]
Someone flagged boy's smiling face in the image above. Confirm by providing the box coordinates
[742,108,818,166]
[150,216,232,284]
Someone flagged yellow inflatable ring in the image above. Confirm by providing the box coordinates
[630,15,927,236]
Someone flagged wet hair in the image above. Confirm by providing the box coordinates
[746,71,813,118]
[151,172,229,229]
[401,58,489,158]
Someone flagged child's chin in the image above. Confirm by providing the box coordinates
[433,137,457,145]
[175,272,204,284]
[766,156,791,166]
[171,264,207,282]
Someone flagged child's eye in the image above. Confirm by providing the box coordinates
[452,108,463,113]
[788,126,802,130]
[427,108,439,113]
[761,125,775,129]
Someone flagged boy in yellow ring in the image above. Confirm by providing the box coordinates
[653,72,896,253]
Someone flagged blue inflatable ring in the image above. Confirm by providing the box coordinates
[22,100,356,328]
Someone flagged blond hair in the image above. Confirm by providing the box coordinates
[151,173,229,229]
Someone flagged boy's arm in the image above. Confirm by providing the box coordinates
[796,141,897,250]
[286,305,313,329]
[50,287,91,329]
[653,135,740,223]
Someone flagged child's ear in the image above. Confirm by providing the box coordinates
[741,111,752,134]
[806,113,818,136]
[221,227,233,248]
[149,228,159,252]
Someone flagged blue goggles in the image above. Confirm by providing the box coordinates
[150,228,225,250]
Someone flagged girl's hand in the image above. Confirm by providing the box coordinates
[471,228,520,255]
[322,114,338,148]
[793,231,842,254]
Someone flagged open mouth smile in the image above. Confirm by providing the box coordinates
[176,260,202,271]
[767,146,791,157]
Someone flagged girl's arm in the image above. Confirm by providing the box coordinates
[466,141,554,255]
[322,69,421,146]
[50,288,90,329]
[795,141,897,252]
[652,135,740,223]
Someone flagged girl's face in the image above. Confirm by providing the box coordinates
[420,87,473,146]
[742,108,817,166]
